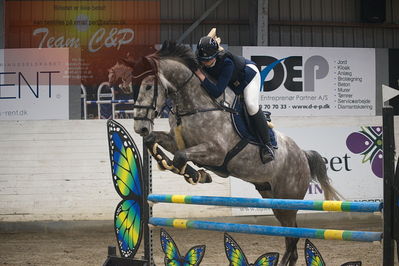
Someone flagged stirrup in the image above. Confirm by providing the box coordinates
[260,145,274,164]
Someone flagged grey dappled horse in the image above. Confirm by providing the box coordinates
[116,42,341,266]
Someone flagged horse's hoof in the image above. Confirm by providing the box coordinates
[157,161,167,171]
[198,169,212,183]
[182,165,200,185]
[184,176,198,185]
[183,171,199,185]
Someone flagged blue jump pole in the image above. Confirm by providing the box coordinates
[148,194,383,213]
[149,217,382,242]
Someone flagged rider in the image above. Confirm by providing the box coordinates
[194,36,274,163]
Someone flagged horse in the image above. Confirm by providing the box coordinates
[113,41,341,266]
[108,53,139,94]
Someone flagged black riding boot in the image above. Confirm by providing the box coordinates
[249,109,274,164]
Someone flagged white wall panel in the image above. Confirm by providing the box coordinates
[0,116,397,222]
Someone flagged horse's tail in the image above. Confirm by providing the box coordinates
[305,150,342,201]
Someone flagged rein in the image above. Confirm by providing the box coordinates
[172,72,237,122]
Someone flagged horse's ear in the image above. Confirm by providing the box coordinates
[160,40,168,52]
[160,40,177,52]
[162,40,169,48]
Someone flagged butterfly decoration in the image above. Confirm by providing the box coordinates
[304,239,326,266]
[346,126,383,178]
[224,233,279,266]
[305,239,361,266]
[107,119,144,258]
[160,228,206,266]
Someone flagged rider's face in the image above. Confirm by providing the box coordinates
[201,58,216,68]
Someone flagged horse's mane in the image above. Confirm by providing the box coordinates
[157,41,199,72]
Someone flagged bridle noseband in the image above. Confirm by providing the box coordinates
[132,55,160,124]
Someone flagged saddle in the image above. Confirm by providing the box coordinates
[231,96,277,148]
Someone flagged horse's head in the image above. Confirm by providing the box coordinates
[131,55,168,136]
[133,74,167,136]
[107,61,134,93]
[133,41,202,136]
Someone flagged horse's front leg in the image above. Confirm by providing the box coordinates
[143,131,178,171]
[144,131,179,154]
[144,132,212,184]
[172,143,223,183]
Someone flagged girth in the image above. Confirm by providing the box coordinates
[201,138,248,177]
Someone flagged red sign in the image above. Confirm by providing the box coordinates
[5,1,160,89]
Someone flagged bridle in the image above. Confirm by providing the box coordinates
[132,55,160,124]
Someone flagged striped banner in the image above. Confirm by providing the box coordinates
[149,217,382,242]
[148,194,383,213]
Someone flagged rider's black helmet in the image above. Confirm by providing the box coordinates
[196,36,219,61]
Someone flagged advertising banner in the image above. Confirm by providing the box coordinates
[0,48,78,120]
[4,0,160,119]
[231,126,383,216]
[243,47,376,116]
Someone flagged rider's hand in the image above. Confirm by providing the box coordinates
[195,69,206,82]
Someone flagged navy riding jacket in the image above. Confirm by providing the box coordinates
[201,57,257,98]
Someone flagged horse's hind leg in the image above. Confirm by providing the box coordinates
[258,190,299,266]
[272,209,299,266]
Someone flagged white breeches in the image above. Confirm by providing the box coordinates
[243,64,261,116]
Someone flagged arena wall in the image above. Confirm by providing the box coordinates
[0,116,397,222]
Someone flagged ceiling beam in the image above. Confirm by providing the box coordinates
[177,0,225,43]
